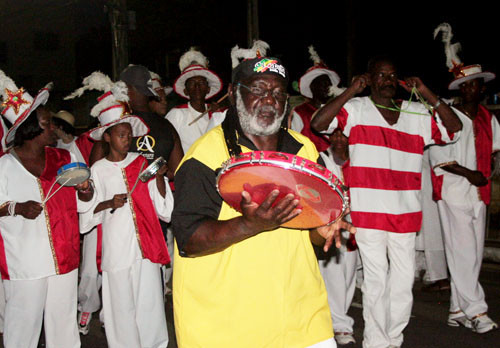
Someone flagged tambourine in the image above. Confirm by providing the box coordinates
[44,162,90,204]
[56,162,90,186]
[216,151,348,229]
[139,156,166,182]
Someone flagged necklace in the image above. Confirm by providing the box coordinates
[370,86,432,116]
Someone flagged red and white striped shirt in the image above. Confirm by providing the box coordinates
[324,96,456,233]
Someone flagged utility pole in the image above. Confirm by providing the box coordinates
[247,0,259,47]
[106,0,129,80]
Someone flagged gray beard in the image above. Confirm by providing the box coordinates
[236,89,287,136]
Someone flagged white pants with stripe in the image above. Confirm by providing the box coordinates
[78,227,102,313]
[2,269,80,348]
[355,228,415,348]
[0,278,5,334]
[102,258,168,348]
[318,249,358,333]
[437,200,488,317]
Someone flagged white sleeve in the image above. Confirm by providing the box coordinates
[290,111,304,132]
[428,142,457,176]
[492,115,500,152]
[147,177,174,223]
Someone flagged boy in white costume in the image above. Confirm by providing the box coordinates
[318,129,359,346]
[72,73,173,348]
[430,23,499,334]
[0,70,95,348]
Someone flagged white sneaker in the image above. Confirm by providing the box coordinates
[447,311,472,329]
[335,332,356,345]
[471,314,498,334]
[78,311,92,335]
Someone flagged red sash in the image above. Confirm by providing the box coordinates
[294,102,331,152]
[474,105,493,204]
[39,147,80,274]
[125,156,170,265]
[75,131,94,166]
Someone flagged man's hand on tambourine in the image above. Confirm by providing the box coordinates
[240,189,302,234]
[315,218,356,252]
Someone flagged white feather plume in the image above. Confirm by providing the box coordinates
[308,45,321,65]
[179,47,208,72]
[64,71,114,100]
[88,81,129,117]
[150,71,161,81]
[231,40,270,68]
[0,69,19,99]
[433,22,462,69]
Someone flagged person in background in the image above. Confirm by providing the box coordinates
[166,47,225,153]
[290,46,343,153]
[318,128,359,346]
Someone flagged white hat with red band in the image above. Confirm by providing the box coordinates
[173,47,222,100]
[64,71,148,141]
[150,71,173,96]
[299,46,341,99]
[434,22,495,90]
[0,69,52,145]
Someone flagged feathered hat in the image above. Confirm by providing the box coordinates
[434,23,495,90]
[230,40,288,84]
[298,46,341,99]
[0,69,52,146]
[65,71,148,141]
[173,47,222,99]
[150,71,173,96]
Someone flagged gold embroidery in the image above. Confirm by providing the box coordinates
[0,201,10,210]
[38,179,59,274]
[121,168,144,257]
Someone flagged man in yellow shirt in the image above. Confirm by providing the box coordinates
[172,51,355,348]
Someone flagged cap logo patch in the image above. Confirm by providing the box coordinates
[254,58,286,78]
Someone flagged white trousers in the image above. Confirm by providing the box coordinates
[355,228,415,348]
[318,249,358,333]
[2,269,80,348]
[437,200,488,317]
[102,259,169,348]
[161,226,174,292]
[78,227,102,313]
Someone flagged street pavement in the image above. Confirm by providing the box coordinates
[2,262,499,348]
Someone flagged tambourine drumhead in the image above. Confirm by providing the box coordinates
[56,162,90,186]
[216,151,347,229]
[139,156,166,182]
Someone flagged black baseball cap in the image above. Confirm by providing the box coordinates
[119,64,158,97]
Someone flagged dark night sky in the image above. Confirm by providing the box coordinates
[107,0,500,100]
[3,0,500,103]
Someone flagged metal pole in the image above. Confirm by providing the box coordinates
[247,0,259,47]
[108,0,129,80]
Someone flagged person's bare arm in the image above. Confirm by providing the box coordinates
[167,126,184,180]
[311,75,368,132]
[440,163,488,187]
[401,77,462,133]
[182,190,301,257]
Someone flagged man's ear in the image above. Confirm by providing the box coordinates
[103,132,110,143]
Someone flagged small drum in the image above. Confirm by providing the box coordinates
[216,151,348,229]
[139,156,166,182]
[56,162,90,186]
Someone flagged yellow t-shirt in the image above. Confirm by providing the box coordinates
[172,126,333,348]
